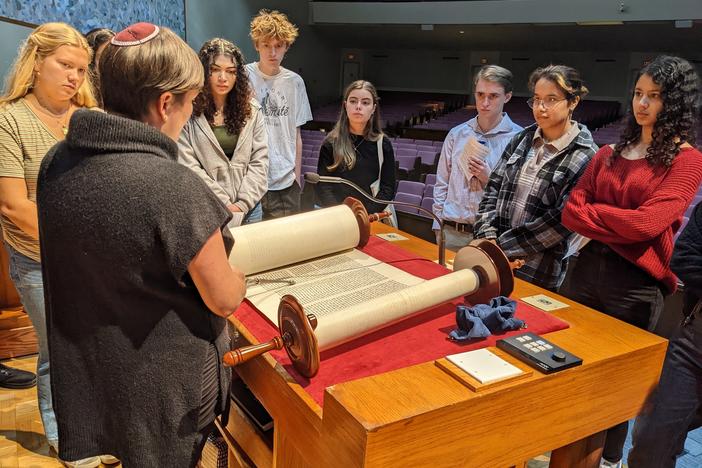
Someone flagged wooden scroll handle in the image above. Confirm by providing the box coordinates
[223,295,320,378]
[223,336,285,367]
[368,211,391,223]
[343,197,372,248]
[453,239,515,306]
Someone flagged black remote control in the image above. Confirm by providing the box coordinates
[496,332,582,374]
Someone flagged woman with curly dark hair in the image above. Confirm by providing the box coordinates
[561,55,702,468]
[178,38,268,225]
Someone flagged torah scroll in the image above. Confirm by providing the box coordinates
[229,203,483,351]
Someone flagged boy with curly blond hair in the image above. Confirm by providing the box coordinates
[246,9,312,219]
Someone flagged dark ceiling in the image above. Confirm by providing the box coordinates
[311,21,702,52]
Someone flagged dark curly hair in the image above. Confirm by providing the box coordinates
[193,38,252,136]
[613,55,700,167]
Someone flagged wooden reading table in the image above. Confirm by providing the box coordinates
[220,223,667,468]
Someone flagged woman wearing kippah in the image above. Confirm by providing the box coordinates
[562,55,702,468]
[36,23,246,467]
[474,65,598,290]
[0,22,102,467]
[178,38,268,226]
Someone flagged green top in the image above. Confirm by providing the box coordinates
[210,124,239,158]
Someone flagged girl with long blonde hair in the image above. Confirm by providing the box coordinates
[0,21,100,467]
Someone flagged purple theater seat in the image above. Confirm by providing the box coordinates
[394,192,421,214]
[415,140,434,147]
[417,151,438,166]
[396,155,419,172]
[420,196,434,216]
[424,173,437,185]
[423,184,435,198]
[397,180,425,196]
[396,148,418,157]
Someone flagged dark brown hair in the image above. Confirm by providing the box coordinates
[528,64,589,104]
[192,38,252,136]
[613,55,700,167]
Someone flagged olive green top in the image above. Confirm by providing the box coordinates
[210,124,239,158]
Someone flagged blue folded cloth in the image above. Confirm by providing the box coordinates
[449,296,526,341]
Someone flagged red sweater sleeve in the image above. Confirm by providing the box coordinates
[592,149,702,242]
[563,147,702,243]
[561,147,623,242]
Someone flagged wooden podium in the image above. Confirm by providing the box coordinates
[220,224,667,468]
[0,231,38,359]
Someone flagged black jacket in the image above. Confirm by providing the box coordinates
[671,203,702,315]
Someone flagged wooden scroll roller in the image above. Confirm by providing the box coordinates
[223,295,319,377]
[227,197,379,276]
[223,236,514,378]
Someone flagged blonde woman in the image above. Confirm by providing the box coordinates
[37,23,245,467]
[0,22,99,466]
[316,80,396,214]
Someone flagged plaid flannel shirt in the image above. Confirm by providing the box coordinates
[474,123,598,289]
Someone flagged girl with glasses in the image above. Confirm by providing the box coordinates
[562,55,702,468]
[178,38,268,226]
[474,65,598,290]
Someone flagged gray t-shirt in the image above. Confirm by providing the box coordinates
[245,63,312,190]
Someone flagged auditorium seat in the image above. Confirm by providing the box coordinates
[397,180,425,197]
[420,196,434,217]
[396,147,418,158]
[396,155,420,180]
[394,192,421,214]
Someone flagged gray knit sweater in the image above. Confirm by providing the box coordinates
[37,109,233,467]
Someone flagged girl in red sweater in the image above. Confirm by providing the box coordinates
[561,55,702,468]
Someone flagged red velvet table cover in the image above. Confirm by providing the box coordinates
[234,236,570,406]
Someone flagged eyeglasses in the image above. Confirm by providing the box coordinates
[210,69,237,78]
[527,97,567,109]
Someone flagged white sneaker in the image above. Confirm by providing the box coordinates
[100,454,120,465]
[600,458,623,468]
[60,456,101,468]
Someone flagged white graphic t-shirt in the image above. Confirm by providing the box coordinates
[245,63,312,190]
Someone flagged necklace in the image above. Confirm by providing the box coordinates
[28,94,71,136]
[352,136,365,152]
[212,107,225,126]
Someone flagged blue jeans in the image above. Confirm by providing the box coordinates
[628,296,702,468]
[243,201,263,224]
[6,243,58,446]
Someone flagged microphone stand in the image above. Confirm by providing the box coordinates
[304,172,446,266]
